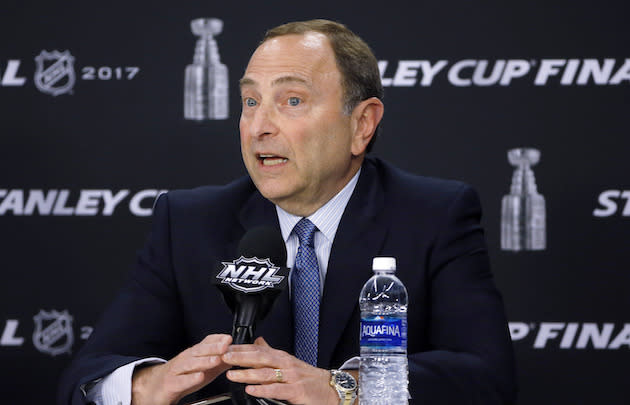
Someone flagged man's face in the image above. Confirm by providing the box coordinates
[239,32,361,217]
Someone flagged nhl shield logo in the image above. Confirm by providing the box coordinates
[34,50,76,96]
[216,256,285,293]
[32,309,74,356]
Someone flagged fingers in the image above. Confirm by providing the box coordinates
[170,352,224,375]
[222,342,295,369]
[200,333,233,346]
[245,382,289,400]
[169,334,231,376]
[223,349,287,369]
[226,367,288,384]
[190,334,232,357]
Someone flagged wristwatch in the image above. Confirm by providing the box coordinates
[329,369,357,405]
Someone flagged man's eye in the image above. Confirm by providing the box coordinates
[245,98,257,107]
[288,97,301,106]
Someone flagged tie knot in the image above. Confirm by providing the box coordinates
[293,218,317,248]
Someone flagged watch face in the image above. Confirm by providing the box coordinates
[334,372,357,391]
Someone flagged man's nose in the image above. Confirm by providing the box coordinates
[249,103,278,138]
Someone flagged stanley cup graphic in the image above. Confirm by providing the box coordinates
[501,148,546,251]
[184,18,229,120]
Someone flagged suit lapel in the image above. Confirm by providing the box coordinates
[318,159,388,367]
[237,190,293,353]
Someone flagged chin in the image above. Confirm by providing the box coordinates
[254,182,289,202]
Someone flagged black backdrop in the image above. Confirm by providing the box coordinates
[1,1,628,403]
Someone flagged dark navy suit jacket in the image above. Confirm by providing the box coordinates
[58,157,517,404]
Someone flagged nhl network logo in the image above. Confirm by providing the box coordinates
[32,309,74,356]
[217,256,284,293]
[34,50,76,96]
[184,18,229,121]
[501,148,546,251]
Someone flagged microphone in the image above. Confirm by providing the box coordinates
[213,226,289,345]
[213,227,290,405]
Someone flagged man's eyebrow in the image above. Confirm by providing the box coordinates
[271,76,309,87]
[239,75,310,88]
[239,77,256,88]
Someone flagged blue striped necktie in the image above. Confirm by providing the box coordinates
[291,218,320,366]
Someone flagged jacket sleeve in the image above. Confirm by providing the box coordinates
[57,193,187,404]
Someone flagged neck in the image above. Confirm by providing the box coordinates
[275,159,363,217]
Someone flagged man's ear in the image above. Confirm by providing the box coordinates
[350,97,384,156]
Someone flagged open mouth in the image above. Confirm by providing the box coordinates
[258,154,288,166]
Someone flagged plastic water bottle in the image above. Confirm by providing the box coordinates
[359,257,409,404]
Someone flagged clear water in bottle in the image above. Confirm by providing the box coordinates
[359,257,409,405]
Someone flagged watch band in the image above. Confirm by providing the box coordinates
[329,370,357,405]
[340,392,355,405]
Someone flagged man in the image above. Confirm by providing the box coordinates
[58,19,517,404]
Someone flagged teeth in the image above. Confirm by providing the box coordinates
[258,154,287,166]
[262,158,288,166]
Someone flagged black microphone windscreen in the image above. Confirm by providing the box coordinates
[237,226,287,267]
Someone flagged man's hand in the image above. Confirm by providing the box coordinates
[131,334,232,405]
[223,337,339,405]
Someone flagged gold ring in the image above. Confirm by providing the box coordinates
[274,368,284,383]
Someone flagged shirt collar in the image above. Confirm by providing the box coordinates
[276,168,361,243]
